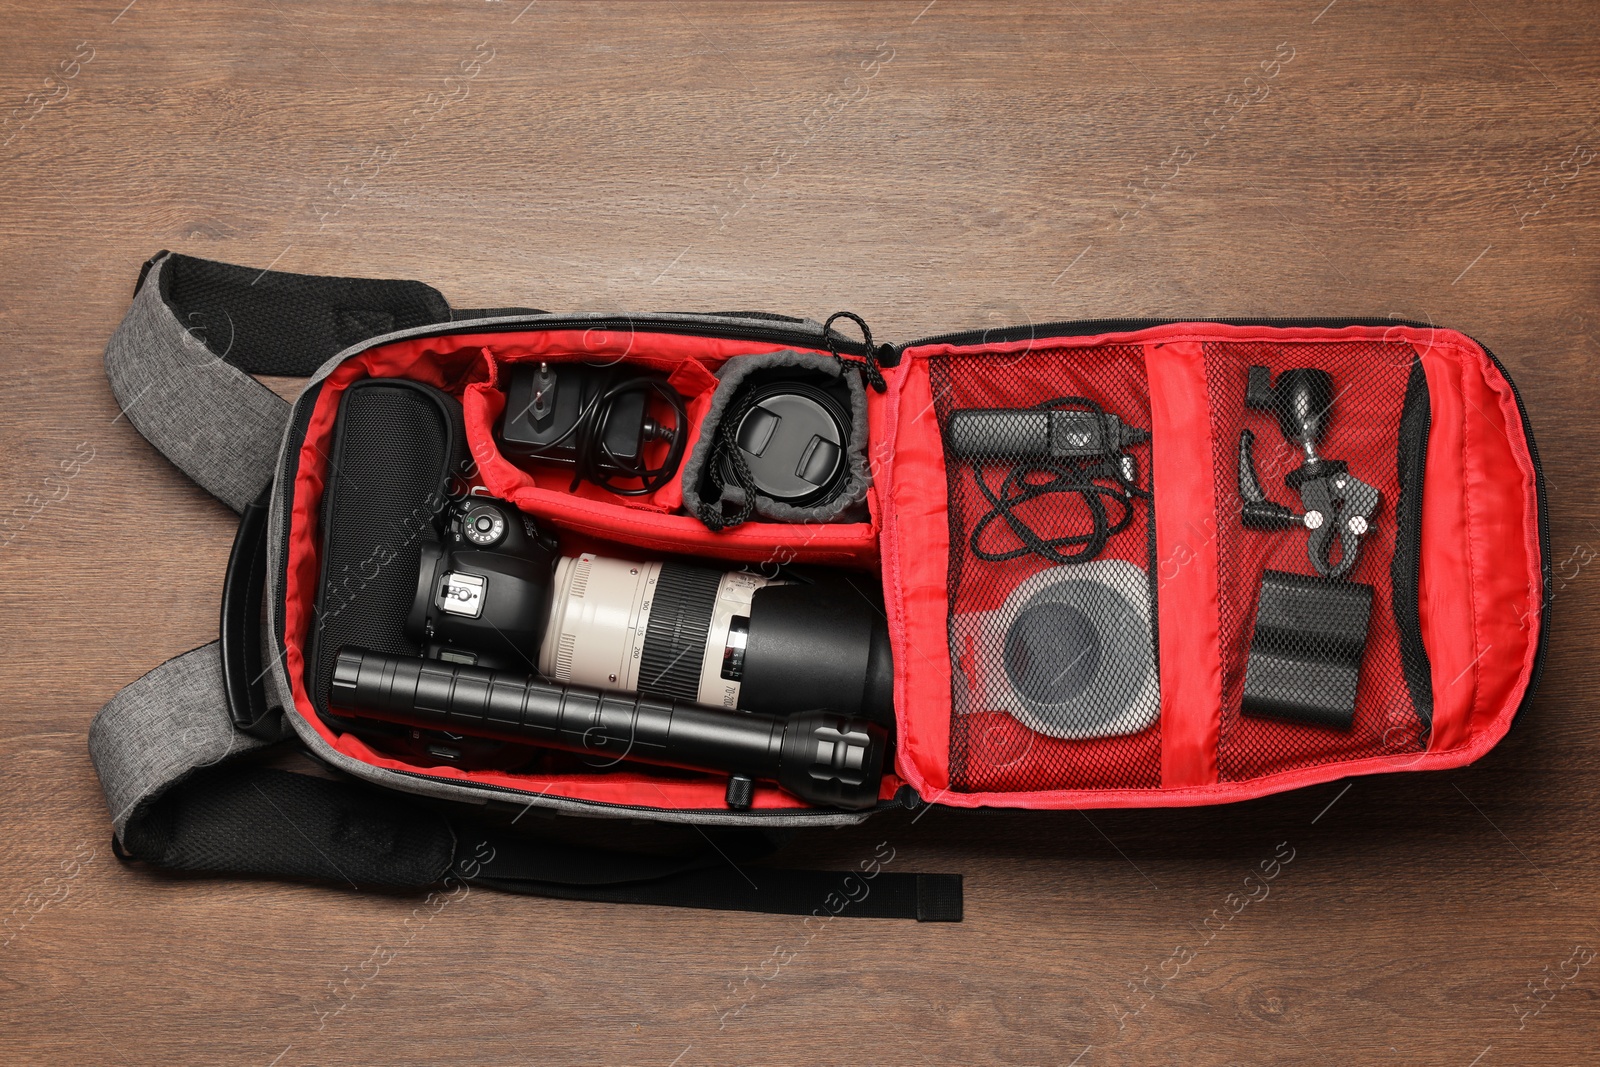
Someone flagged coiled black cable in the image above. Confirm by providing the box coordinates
[965,396,1151,564]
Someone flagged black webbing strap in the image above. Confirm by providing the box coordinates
[114,765,960,921]
[465,828,963,921]
[451,305,549,320]
[470,865,963,921]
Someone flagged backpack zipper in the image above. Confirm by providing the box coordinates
[894,315,1449,357]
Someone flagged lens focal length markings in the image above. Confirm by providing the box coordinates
[699,572,767,708]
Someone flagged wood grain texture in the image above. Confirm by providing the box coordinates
[2,1,1598,1063]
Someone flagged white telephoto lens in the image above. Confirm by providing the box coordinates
[538,553,775,708]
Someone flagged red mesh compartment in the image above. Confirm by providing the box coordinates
[932,345,1162,792]
[1204,340,1427,780]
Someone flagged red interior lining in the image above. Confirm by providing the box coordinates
[458,330,882,566]
[883,323,1543,809]
[280,328,899,813]
[1419,333,1543,754]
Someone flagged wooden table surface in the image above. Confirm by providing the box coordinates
[3,2,1598,1064]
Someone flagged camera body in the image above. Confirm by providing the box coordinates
[406,497,559,671]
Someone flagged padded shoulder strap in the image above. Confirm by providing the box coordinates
[90,642,274,836]
[105,252,542,512]
[89,643,960,920]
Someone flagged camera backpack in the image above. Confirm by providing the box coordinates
[89,251,1549,921]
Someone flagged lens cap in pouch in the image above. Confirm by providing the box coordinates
[720,381,851,508]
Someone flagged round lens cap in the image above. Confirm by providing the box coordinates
[722,381,851,506]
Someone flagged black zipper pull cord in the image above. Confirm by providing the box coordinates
[822,311,886,393]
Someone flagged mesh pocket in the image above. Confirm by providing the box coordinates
[309,380,463,713]
[933,346,1161,792]
[163,253,449,377]
[1205,340,1429,780]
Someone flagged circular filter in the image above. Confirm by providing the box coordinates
[991,559,1158,739]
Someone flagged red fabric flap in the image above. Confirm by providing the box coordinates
[882,323,1543,809]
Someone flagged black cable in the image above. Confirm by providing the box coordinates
[965,396,1151,565]
[514,371,687,496]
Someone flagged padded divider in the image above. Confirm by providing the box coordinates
[880,357,956,799]
[1146,341,1221,789]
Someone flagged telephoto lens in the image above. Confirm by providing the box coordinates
[331,647,888,810]
[538,555,770,710]
[538,553,895,726]
[408,497,896,729]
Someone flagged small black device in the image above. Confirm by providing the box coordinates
[498,362,687,496]
[1241,570,1373,730]
[946,404,1149,461]
[332,648,888,810]
[948,396,1151,565]
[1237,366,1378,729]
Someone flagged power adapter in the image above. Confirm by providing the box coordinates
[500,362,646,464]
[497,362,687,495]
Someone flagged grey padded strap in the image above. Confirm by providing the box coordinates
[88,641,272,837]
[104,254,292,512]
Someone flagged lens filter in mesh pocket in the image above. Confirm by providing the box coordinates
[950,559,1158,740]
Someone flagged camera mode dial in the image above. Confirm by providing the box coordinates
[461,503,507,547]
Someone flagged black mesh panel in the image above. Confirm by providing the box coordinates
[309,379,463,712]
[160,253,451,377]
